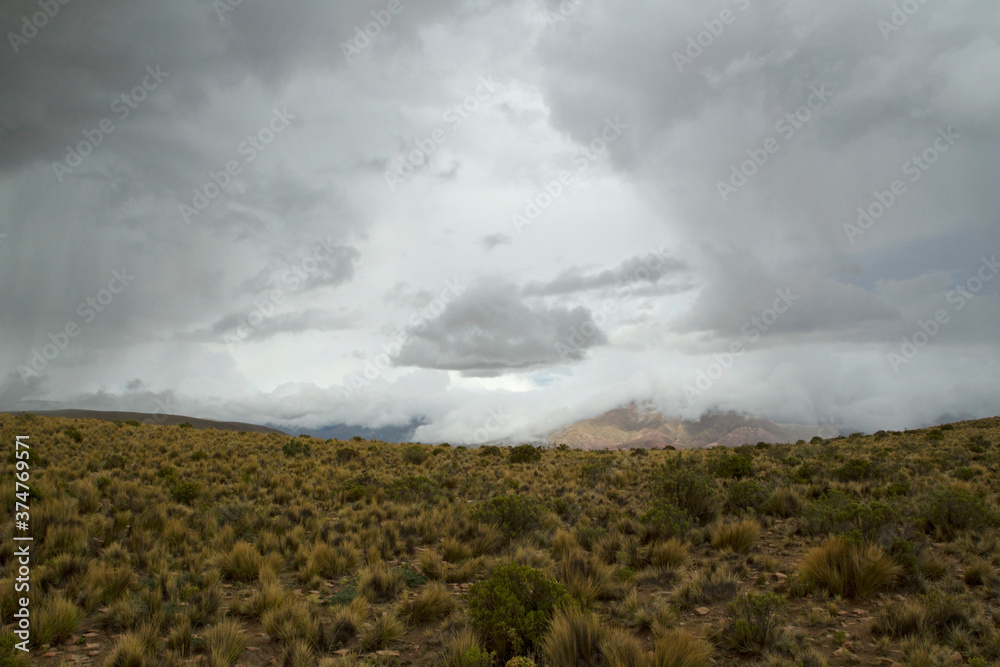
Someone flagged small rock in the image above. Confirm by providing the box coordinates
[695,607,710,616]
[854,608,866,615]
[775,572,788,580]
[377,650,401,657]
[83,632,98,638]
[838,610,849,616]
[951,652,963,663]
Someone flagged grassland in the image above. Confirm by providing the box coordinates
[1,412,999,666]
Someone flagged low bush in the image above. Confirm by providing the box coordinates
[466,562,572,662]
[509,444,542,464]
[470,495,544,537]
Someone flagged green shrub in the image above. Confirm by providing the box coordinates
[0,632,29,666]
[580,457,614,484]
[466,563,572,662]
[655,461,718,525]
[509,444,542,464]
[64,428,83,443]
[802,491,906,542]
[190,450,208,461]
[923,485,996,539]
[335,448,360,462]
[641,501,692,541]
[954,467,976,481]
[714,451,752,479]
[388,476,440,503]
[835,458,876,482]
[721,591,786,655]
[471,495,543,537]
[478,445,503,457]
[172,481,201,505]
[403,446,428,464]
[103,453,127,470]
[282,439,311,457]
[726,480,770,512]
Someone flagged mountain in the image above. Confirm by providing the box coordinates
[1,409,287,435]
[547,405,839,450]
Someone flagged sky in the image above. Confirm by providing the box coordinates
[1,0,998,443]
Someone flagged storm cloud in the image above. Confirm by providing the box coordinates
[1,0,997,441]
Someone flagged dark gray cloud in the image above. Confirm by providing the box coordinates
[394,282,607,375]
[523,252,691,297]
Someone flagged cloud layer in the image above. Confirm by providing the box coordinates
[1,0,998,441]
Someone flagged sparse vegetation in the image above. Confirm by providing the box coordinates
[0,412,998,665]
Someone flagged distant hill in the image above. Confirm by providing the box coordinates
[547,405,839,450]
[1,409,287,435]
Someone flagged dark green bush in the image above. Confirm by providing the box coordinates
[190,450,208,461]
[954,467,976,481]
[403,446,428,465]
[335,448,360,463]
[923,486,996,539]
[714,451,752,479]
[835,458,876,482]
[387,476,440,503]
[803,491,907,544]
[471,495,543,537]
[282,439,311,457]
[64,428,83,443]
[172,481,200,505]
[103,454,127,470]
[508,444,542,464]
[726,480,770,512]
[466,563,572,662]
[580,457,614,484]
[655,461,718,525]
[478,445,503,457]
[641,501,692,541]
